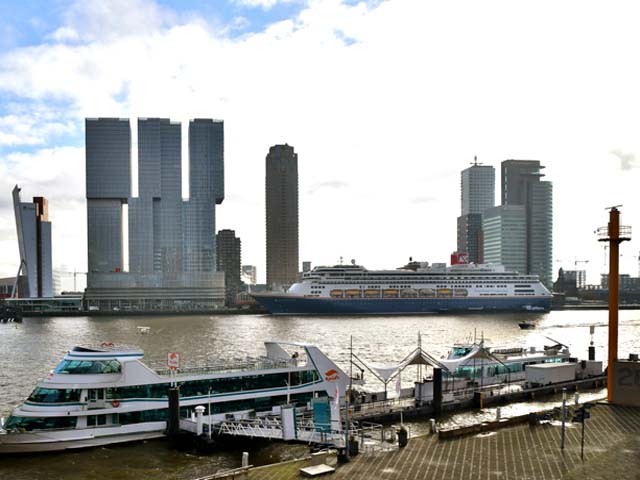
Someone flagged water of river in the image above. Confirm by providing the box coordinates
[1,310,639,479]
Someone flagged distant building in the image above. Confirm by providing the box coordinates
[456,160,494,264]
[501,160,553,289]
[84,117,225,311]
[216,229,242,303]
[242,265,257,285]
[482,205,527,274]
[302,261,312,273]
[265,144,299,289]
[12,186,53,297]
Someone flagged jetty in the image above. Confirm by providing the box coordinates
[205,402,640,480]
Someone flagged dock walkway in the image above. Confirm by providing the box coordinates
[235,403,640,480]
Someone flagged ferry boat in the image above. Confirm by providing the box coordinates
[440,339,571,386]
[252,261,552,315]
[0,342,348,453]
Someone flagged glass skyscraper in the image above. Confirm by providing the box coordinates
[85,117,225,311]
[481,160,553,288]
[457,161,495,263]
[12,185,53,298]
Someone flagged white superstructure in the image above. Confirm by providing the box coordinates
[290,262,550,301]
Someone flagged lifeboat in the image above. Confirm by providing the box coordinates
[382,289,399,298]
[363,289,381,298]
[345,289,362,298]
[419,288,435,298]
[453,288,468,297]
[436,288,452,298]
[330,289,344,298]
[400,288,418,298]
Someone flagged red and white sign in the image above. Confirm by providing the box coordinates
[324,369,339,382]
[167,352,180,370]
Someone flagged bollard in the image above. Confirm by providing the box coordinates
[429,418,437,434]
[242,452,249,468]
[195,405,205,435]
[397,427,408,448]
[496,407,501,421]
[575,393,580,405]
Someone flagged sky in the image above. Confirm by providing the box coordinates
[1,0,640,290]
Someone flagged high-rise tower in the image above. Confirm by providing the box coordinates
[85,117,225,311]
[216,229,242,304]
[456,158,495,263]
[12,185,53,297]
[501,160,553,289]
[265,144,299,289]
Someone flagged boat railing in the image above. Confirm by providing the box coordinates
[154,357,300,377]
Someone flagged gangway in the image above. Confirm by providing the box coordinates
[179,410,384,450]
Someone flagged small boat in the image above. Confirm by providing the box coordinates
[518,321,536,330]
[136,326,151,334]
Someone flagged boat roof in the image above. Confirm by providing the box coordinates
[71,344,144,355]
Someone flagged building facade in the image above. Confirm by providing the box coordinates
[482,205,527,274]
[12,186,53,297]
[265,144,299,289]
[216,229,242,303]
[84,117,225,311]
[501,160,553,288]
[456,161,495,263]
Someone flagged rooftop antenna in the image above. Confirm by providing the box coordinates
[339,256,343,265]
[471,155,483,166]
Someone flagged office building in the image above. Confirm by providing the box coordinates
[265,144,299,289]
[84,117,225,311]
[482,205,527,274]
[216,229,242,302]
[456,160,495,263]
[501,160,553,288]
[12,185,53,297]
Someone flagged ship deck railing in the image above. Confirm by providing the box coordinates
[154,357,300,377]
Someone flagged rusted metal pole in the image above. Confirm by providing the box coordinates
[607,209,620,402]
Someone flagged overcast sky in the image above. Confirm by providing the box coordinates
[1,0,640,289]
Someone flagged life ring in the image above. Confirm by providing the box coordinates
[112,400,120,408]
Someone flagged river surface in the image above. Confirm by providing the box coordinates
[1,310,639,479]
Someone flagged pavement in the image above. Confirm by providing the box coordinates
[241,403,640,480]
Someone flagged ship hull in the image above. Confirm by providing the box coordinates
[251,295,551,315]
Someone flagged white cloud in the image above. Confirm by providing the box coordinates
[232,0,299,9]
[1,0,640,283]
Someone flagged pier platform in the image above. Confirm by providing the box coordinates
[215,403,639,480]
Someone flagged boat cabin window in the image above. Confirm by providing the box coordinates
[54,359,122,374]
[452,347,471,357]
[27,387,81,403]
[3,415,77,432]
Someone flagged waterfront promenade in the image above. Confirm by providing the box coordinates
[241,403,640,480]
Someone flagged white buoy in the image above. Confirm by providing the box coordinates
[574,392,580,405]
[496,407,501,421]
[242,452,249,468]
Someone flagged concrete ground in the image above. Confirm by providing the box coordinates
[243,404,640,480]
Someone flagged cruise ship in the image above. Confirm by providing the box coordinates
[0,342,347,453]
[252,261,552,315]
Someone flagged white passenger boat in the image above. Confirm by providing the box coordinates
[0,342,348,453]
[440,339,572,386]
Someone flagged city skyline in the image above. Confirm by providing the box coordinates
[2,0,640,287]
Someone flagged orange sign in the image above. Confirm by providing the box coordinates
[324,369,339,381]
